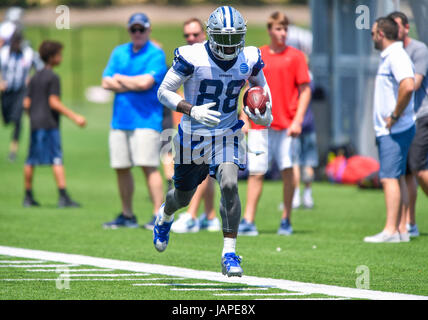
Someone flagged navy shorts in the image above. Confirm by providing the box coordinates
[173,163,211,192]
[376,125,415,179]
[172,122,246,191]
[26,129,63,166]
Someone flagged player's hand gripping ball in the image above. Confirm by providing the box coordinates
[243,86,270,115]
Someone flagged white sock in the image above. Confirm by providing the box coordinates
[160,206,174,223]
[222,237,236,257]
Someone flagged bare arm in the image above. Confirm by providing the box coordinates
[0,73,7,92]
[288,83,312,137]
[386,77,415,129]
[23,97,31,110]
[49,95,87,127]
[102,77,127,93]
[114,74,155,92]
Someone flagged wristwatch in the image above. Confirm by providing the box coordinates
[391,113,400,121]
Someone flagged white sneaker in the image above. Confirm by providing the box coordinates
[292,192,301,209]
[364,231,401,243]
[303,188,314,209]
[399,232,411,243]
[406,223,420,237]
[171,212,199,233]
[199,213,221,232]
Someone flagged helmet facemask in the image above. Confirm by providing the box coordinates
[206,7,247,61]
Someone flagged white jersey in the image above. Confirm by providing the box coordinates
[172,41,264,135]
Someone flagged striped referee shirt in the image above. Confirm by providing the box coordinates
[0,43,44,92]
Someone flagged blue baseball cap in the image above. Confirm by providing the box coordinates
[128,13,150,29]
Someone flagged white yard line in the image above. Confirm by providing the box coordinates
[0,264,79,268]
[0,278,174,281]
[132,283,224,287]
[26,269,114,272]
[0,260,47,264]
[58,273,150,277]
[214,292,308,296]
[0,245,427,300]
[171,288,269,291]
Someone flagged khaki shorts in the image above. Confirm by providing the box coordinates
[247,128,293,175]
[109,129,161,169]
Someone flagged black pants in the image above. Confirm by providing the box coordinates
[1,88,26,142]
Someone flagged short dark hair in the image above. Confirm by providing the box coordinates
[267,11,289,30]
[375,17,398,41]
[387,11,409,26]
[39,40,63,64]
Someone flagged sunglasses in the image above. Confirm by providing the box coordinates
[130,27,146,34]
[184,32,201,39]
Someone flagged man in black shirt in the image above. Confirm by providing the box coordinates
[23,40,86,208]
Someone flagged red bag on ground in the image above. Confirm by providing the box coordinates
[326,155,380,185]
[342,156,380,185]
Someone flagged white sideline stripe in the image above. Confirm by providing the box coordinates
[0,264,79,268]
[0,245,427,300]
[0,260,47,264]
[133,283,223,287]
[171,288,269,291]
[214,292,307,297]
[0,278,172,282]
[26,269,114,272]
[59,273,150,277]
[256,298,350,301]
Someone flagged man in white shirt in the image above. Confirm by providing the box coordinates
[364,17,415,243]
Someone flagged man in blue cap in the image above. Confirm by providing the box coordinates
[102,13,167,229]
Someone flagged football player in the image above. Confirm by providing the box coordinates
[155,6,273,277]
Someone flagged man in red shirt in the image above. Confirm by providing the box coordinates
[239,11,312,236]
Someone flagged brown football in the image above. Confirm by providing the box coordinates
[243,86,269,115]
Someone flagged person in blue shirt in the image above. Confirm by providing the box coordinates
[102,13,167,229]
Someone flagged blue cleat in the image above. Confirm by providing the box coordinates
[153,204,174,252]
[238,219,259,236]
[221,253,243,277]
[103,213,138,229]
[277,218,293,236]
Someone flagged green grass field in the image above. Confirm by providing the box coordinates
[0,24,427,300]
[1,102,428,299]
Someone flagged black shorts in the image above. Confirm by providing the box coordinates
[1,88,25,124]
[408,116,428,172]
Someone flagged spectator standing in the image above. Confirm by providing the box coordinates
[1,28,43,162]
[171,18,220,234]
[102,13,167,229]
[23,40,86,207]
[292,77,318,209]
[364,17,415,243]
[388,12,428,238]
[239,12,311,236]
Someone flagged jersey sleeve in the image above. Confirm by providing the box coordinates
[251,48,265,77]
[391,50,415,83]
[48,73,61,97]
[172,47,195,77]
[295,50,311,85]
[102,47,119,78]
[412,44,428,77]
[145,48,167,84]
